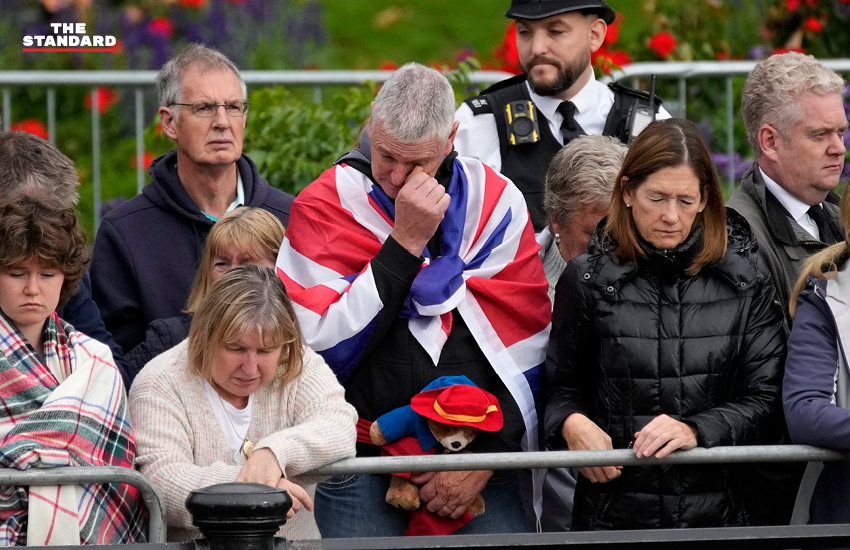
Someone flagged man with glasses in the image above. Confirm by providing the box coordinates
[90,43,294,354]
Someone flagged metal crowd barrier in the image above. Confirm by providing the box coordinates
[2,61,850,229]
[308,444,849,475]
[604,59,850,193]
[5,445,850,548]
[0,69,510,230]
[0,466,167,543]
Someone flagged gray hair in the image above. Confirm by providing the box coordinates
[0,132,79,208]
[156,43,247,123]
[743,52,845,157]
[544,135,627,229]
[371,63,455,143]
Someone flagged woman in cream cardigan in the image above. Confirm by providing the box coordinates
[129,266,357,542]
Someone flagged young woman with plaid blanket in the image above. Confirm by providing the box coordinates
[0,197,145,545]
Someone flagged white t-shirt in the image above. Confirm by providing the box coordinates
[204,381,254,463]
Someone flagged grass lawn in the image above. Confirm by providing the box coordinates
[316,0,652,70]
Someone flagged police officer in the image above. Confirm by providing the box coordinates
[455,0,669,234]
[455,0,669,532]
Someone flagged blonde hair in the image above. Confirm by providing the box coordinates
[743,52,844,158]
[186,207,284,313]
[789,190,850,317]
[187,265,304,387]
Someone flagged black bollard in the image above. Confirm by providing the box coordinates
[185,482,291,550]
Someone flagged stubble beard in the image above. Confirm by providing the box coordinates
[522,50,591,97]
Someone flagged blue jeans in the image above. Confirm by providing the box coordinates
[314,472,534,538]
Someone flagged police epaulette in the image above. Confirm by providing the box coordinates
[464,74,530,116]
[463,95,493,115]
[608,82,664,108]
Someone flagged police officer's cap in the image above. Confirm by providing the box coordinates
[505,0,615,25]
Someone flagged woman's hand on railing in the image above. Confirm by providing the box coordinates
[633,414,698,459]
[275,478,313,519]
[561,413,622,483]
[235,448,283,486]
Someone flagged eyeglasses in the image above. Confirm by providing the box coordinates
[169,100,250,118]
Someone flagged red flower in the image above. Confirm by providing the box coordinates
[9,119,48,140]
[148,16,174,39]
[85,87,118,113]
[804,16,823,33]
[178,0,207,8]
[379,59,399,71]
[647,31,678,59]
[786,0,800,11]
[772,46,806,55]
[130,151,155,170]
[605,13,623,45]
[592,46,632,74]
[716,50,730,60]
[492,22,520,74]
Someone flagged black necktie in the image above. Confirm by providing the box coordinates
[808,204,841,244]
[556,101,586,144]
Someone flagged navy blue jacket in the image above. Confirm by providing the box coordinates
[57,272,132,388]
[89,150,294,353]
[784,275,850,524]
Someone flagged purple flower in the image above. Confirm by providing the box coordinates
[712,152,752,181]
[101,196,127,218]
[749,45,771,60]
[286,1,327,67]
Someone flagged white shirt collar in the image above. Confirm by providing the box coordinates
[526,71,599,130]
[226,169,245,215]
[759,167,812,225]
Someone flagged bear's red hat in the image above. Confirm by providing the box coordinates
[410,384,503,432]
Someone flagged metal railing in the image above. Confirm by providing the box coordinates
[308,444,848,476]
[2,61,850,227]
[2,445,848,548]
[604,59,850,194]
[0,69,510,230]
[0,466,167,543]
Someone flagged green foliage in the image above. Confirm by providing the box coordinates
[317,0,506,69]
[241,83,375,195]
[442,57,486,104]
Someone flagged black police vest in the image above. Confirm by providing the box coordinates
[464,74,662,232]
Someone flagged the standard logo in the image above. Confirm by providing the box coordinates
[23,23,117,52]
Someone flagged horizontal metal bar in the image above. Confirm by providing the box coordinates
[0,466,167,543]
[0,70,513,86]
[317,524,850,550]
[0,60,847,88]
[309,445,849,476]
[609,59,850,82]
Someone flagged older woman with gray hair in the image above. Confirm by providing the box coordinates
[542,135,628,303]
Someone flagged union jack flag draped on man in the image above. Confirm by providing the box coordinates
[276,156,551,455]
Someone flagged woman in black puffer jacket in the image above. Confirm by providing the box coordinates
[544,119,785,530]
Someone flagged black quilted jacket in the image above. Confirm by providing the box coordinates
[544,209,786,530]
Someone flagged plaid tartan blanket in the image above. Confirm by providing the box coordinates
[0,311,145,546]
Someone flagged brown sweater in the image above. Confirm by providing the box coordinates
[128,341,357,542]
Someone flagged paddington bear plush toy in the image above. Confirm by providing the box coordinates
[369,375,503,536]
